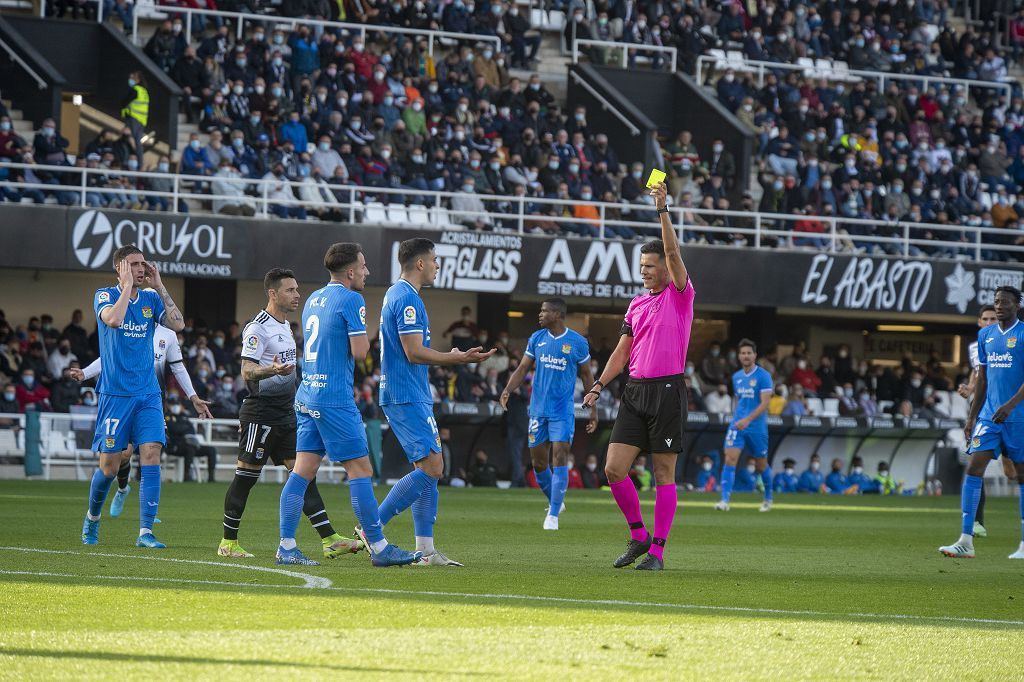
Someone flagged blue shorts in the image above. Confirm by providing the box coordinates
[528,415,575,447]
[295,402,368,462]
[968,419,1024,463]
[91,392,165,454]
[724,427,769,458]
[382,403,439,463]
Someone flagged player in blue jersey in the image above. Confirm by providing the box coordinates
[499,298,597,531]
[276,243,421,567]
[366,238,494,567]
[714,339,774,513]
[941,286,1024,560]
[81,245,185,548]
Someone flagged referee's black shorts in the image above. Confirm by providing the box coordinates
[609,374,687,454]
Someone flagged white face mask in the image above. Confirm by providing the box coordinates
[746,466,757,475]
[810,461,820,471]
[702,462,713,471]
[586,463,597,472]
[853,466,864,475]
[784,468,795,476]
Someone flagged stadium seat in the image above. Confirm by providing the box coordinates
[0,430,17,455]
[407,204,431,226]
[821,398,839,417]
[386,205,408,223]
[806,397,824,416]
[797,57,816,78]
[432,206,464,230]
[948,393,969,420]
[707,48,728,69]
[815,58,833,78]
[363,201,389,224]
[725,51,746,70]
[530,8,546,30]
[544,10,565,32]
[878,400,894,413]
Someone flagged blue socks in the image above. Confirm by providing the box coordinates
[961,475,984,536]
[411,478,439,538]
[88,469,115,518]
[535,467,552,499]
[761,466,774,502]
[549,465,568,517]
[279,472,310,541]
[379,468,434,526]
[1019,483,1024,543]
[139,464,161,530]
[721,465,736,504]
[349,476,385,544]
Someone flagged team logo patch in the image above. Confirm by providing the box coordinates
[749,379,757,386]
[97,291,110,303]
[435,435,442,450]
[246,334,259,350]
[528,433,536,445]
[562,344,571,354]
[105,437,115,449]
[158,339,166,350]
[403,305,417,324]
[359,306,366,326]
[255,448,265,460]
[971,437,981,449]
[142,306,153,318]
[1009,337,1017,349]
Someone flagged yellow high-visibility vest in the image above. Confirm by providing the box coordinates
[122,85,149,126]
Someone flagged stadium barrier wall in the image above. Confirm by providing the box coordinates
[2,203,1021,317]
[0,15,66,128]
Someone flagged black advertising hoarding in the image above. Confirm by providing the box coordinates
[2,205,1022,317]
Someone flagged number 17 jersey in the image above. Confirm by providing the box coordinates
[295,282,367,408]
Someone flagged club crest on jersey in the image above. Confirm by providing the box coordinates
[359,306,366,325]
[403,306,417,324]
[971,437,981,449]
[142,306,153,318]
[749,379,757,386]
[562,344,571,354]
[1009,337,1018,349]
[97,291,110,303]
[158,339,166,350]
[105,438,115,449]
[246,334,259,350]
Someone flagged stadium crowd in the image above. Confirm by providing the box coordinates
[4,0,1023,254]
[0,303,966,488]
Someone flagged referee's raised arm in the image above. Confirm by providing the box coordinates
[651,181,688,290]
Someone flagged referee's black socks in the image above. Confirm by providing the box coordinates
[223,467,261,541]
[303,480,336,539]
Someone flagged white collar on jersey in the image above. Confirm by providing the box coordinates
[996,319,1021,336]
[546,328,569,340]
[326,281,350,289]
[741,366,758,377]
[115,284,140,304]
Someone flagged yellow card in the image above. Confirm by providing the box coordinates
[646,168,666,188]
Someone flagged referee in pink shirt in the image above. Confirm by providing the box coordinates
[583,181,694,571]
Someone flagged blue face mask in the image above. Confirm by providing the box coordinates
[190,140,200,150]
[128,79,136,88]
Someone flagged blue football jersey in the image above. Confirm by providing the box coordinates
[731,366,773,433]
[93,285,165,396]
[379,279,431,406]
[978,320,1024,423]
[296,282,367,407]
[525,328,590,418]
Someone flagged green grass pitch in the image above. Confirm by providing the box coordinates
[0,480,1022,680]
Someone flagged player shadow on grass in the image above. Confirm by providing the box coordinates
[0,647,476,674]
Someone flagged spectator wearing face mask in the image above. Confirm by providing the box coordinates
[733,461,757,493]
[704,383,732,415]
[798,453,825,493]
[47,339,77,380]
[629,455,652,491]
[566,456,584,489]
[581,453,605,489]
[773,458,799,493]
[825,458,859,495]
[165,395,217,482]
[50,364,84,413]
[789,357,822,397]
[469,448,499,487]
[700,342,729,393]
[847,456,877,494]
[902,370,926,407]
[874,461,901,495]
[15,370,50,412]
[211,375,240,419]
[1,383,21,417]
[837,383,864,417]
[696,454,717,492]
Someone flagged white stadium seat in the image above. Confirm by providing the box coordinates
[386,205,408,224]
[363,201,389,224]
[407,204,431,226]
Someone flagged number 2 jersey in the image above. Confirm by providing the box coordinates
[239,309,298,425]
[524,327,590,419]
[978,319,1024,423]
[295,282,367,408]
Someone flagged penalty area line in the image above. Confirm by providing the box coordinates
[2,547,1022,628]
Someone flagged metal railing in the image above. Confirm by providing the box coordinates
[572,38,678,73]
[130,5,501,58]
[0,35,47,91]
[695,54,1014,103]
[568,70,640,135]
[3,161,1024,262]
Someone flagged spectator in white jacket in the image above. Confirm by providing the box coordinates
[450,176,493,230]
[211,160,256,216]
[262,162,307,220]
[311,135,345,180]
[298,168,344,220]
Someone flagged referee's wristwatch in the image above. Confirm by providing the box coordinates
[585,380,604,399]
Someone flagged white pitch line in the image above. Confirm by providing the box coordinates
[2,547,1022,628]
[0,546,331,589]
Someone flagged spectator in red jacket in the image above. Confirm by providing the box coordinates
[580,453,605,489]
[789,358,823,397]
[567,455,583,489]
[15,369,50,412]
